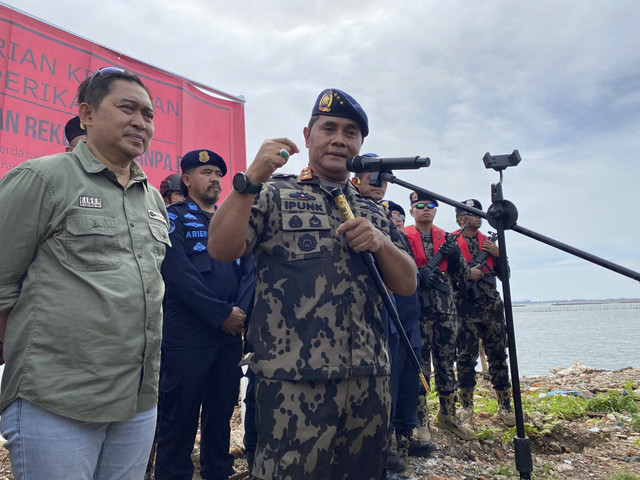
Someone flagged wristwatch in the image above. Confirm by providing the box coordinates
[232,172,262,194]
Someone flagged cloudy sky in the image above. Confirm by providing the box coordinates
[10,0,640,301]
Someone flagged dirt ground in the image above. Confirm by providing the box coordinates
[1,365,638,480]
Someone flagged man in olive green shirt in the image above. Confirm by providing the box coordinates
[0,67,169,480]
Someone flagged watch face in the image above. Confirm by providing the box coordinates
[233,172,246,192]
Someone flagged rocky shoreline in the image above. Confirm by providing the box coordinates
[1,362,638,480]
[393,362,640,480]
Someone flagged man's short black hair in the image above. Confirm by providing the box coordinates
[77,68,151,110]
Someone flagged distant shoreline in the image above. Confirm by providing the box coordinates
[513,298,640,305]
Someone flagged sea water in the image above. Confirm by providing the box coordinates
[510,301,640,377]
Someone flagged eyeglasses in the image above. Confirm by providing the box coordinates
[87,66,126,88]
[413,202,436,210]
[391,212,405,220]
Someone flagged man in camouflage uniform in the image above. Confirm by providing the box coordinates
[208,89,417,480]
[404,192,475,440]
[453,199,516,427]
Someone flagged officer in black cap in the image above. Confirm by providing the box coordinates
[155,149,255,480]
[159,173,186,206]
[404,191,475,441]
[382,200,406,232]
[64,115,86,152]
[453,199,515,428]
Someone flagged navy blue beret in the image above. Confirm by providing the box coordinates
[311,88,369,137]
[409,191,439,207]
[64,116,85,143]
[180,149,227,177]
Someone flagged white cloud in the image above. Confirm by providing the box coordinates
[11,0,640,300]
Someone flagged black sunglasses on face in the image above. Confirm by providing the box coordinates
[87,66,126,89]
[413,202,436,210]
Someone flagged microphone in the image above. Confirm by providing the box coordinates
[346,155,430,173]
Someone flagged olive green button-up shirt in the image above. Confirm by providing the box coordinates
[0,142,169,422]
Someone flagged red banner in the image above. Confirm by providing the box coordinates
[0,5,245,195]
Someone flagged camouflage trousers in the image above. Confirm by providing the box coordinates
[456,301,511,391]
[252,375,390,480]
[419,312,458,395]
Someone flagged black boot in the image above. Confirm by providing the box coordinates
[395,430,437,458]
[385,448,406,473]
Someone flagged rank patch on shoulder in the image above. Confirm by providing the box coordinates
[289,192,316,201]
[300,167,313,180]
[193,242,207,252]
[78,195,103,209]
[289,215,303,228]
[184,212,197,220]
[298,234,318,252]
[168,212,178,220]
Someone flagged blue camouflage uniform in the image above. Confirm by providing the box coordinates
[155,197,254,480]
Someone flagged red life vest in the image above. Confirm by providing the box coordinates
[404,224,448,271]
[454,230,494,272]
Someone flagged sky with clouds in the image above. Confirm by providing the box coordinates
[9,0,640,301]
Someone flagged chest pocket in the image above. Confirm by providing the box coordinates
[149,222,171,270]
[65,210,121,271]
[280,190,333,261]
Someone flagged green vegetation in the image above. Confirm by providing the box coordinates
[607,473,640,480]
[586,383,639,414]
[470,382,639,443]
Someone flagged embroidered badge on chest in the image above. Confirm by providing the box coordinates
[193,242,207,252]
[289,192,316,201]
[309,215,322,228]
[298,234,318,252]
[289,215,303,228]
[78,195,103,209]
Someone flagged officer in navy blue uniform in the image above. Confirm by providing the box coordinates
[155,149,255,480]
[382,200,435,459]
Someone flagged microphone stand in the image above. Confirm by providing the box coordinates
[330,189,432,397]
[371,158,640,480]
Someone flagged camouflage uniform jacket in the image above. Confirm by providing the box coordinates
[245,171,409,381]
[409,227,468,315]
[454,233,503,313]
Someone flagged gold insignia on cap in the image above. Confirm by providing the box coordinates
[465,200,474,206]
[318,91,333,113]
[410,192,418,202]
[300,167,313,180]
[199,151,210,163]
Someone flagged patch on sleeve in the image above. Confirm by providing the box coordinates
[148,209,167,226]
